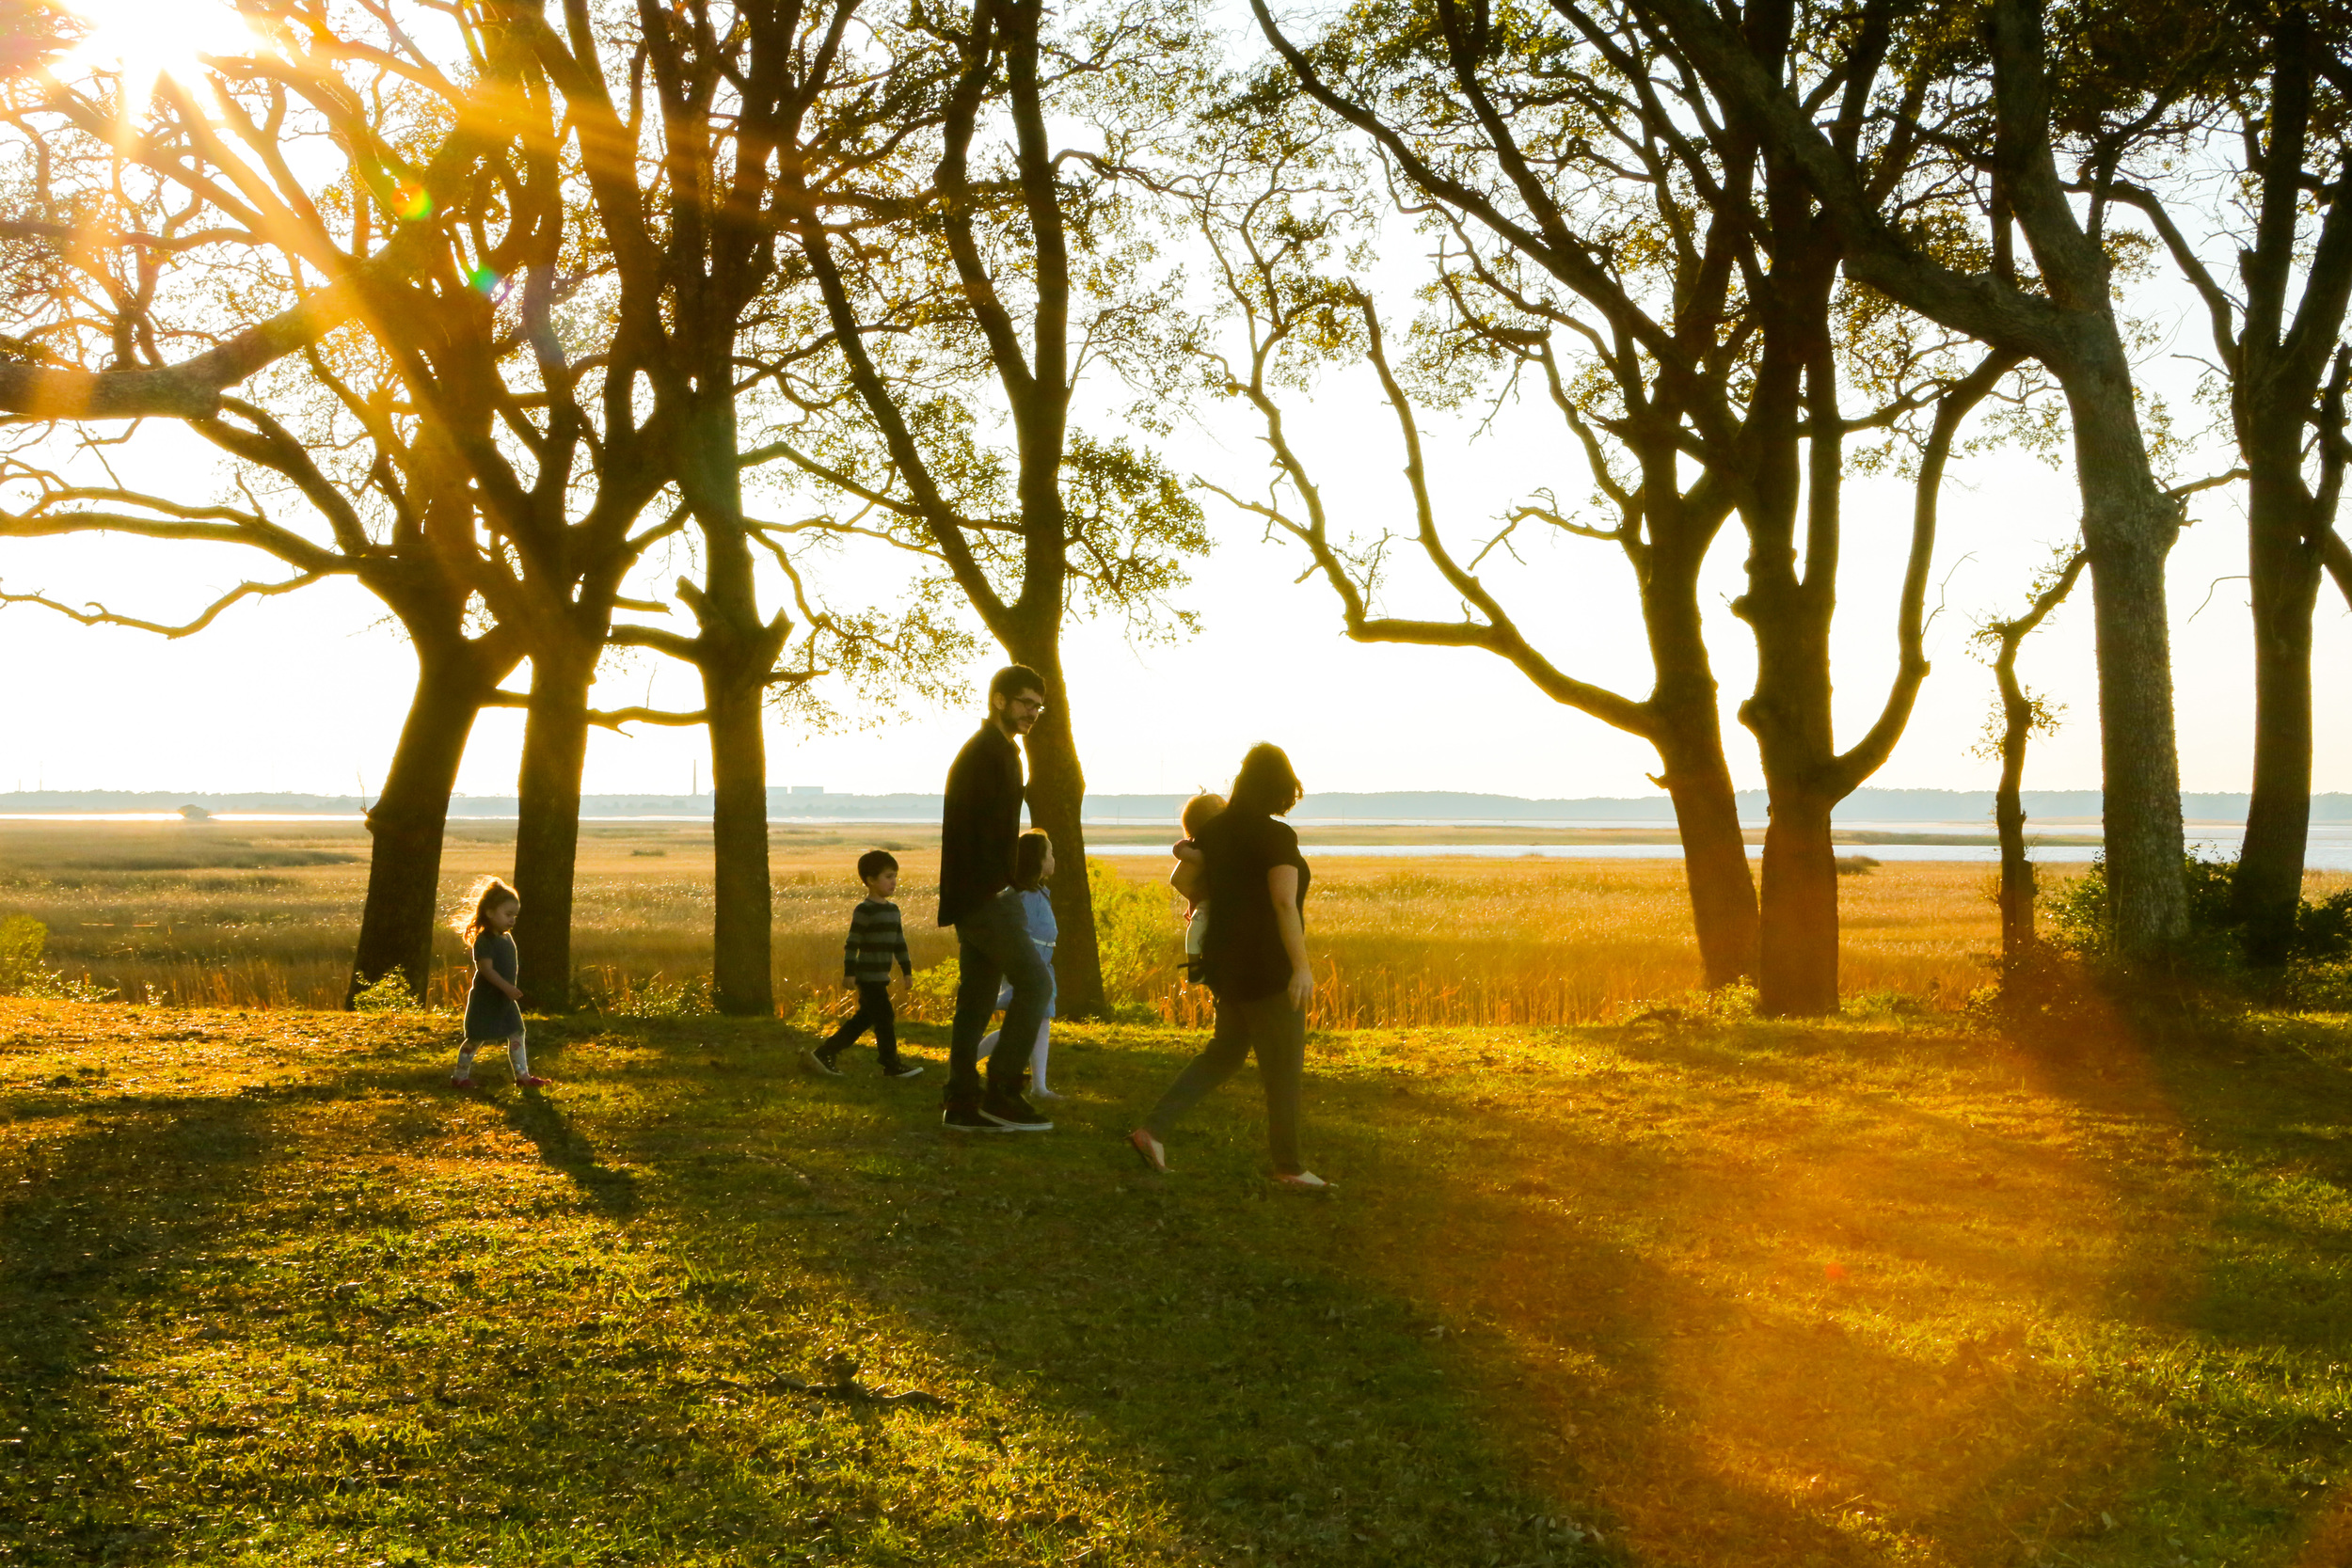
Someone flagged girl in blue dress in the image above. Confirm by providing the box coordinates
[977,831,1059,1098]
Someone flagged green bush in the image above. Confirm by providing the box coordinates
[350,969,418,1013]
[2047,853,2351,964]
[1089,857,1181,1008]
[603,974,715,1019]
[0,913,43,991]
[0,914,113,1002]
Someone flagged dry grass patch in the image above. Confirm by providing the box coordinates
[9,818,2334,1024]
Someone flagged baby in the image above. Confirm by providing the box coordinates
[1169,791,1224,982]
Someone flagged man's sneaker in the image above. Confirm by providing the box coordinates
[881,1061,924,1080]
[804,1046,845,1077]
[978,1089,1053,1132]
[943,1101,1004,1132]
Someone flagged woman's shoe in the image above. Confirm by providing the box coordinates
[514,1074,552,1088]
[1126,1128,1169,1173]
[1273,1170,1331,1192]
[1031,1086,1063,1101]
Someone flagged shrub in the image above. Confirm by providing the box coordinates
[2046,853,2240,967]
[601,974,715,1019]
[909,955,961,1016]
[350,969,418,1013]
[0,914,43,991]
[1089,858,1182,1008]
[0,914,114,1002]
[2047,852,2344,971]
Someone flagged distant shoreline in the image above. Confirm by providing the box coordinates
[5,784,2347,826]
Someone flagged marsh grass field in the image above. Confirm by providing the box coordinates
[0,817,2271,1025]
[8,997,2352,1565]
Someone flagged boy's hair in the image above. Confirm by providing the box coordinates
[1180,791,1226,840]
[988,664,1046,705]
[454,876,520,943]
[1228,742,1304,817]
[1011,829,1052,891]
[857,848,899,883]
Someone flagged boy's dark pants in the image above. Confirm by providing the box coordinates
[825,982,902,1069]
[947,887,1053,1105]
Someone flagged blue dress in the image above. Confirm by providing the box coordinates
[993,887,1057,1019]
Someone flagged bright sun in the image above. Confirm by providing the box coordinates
[55,0,263,101]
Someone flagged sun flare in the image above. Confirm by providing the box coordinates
[54,0,262,101]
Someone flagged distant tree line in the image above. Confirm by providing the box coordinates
[0,0,2346,1017]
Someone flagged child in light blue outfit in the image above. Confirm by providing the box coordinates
[977,830,1059,1098]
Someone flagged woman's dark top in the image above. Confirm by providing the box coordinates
[464,930,524,1040]
[1198,809,1310,1004]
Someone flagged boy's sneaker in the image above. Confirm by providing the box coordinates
[978,1089,1053,1132]
[880,1061,924,1080]
[943,1101,1003,1132]
[514,1074,551,1088]
[804,1045,845,1077]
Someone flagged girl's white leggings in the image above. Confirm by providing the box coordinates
[976,1018,1052,1091]
[457,1034,531,1079]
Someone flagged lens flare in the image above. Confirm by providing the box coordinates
[56,0,263,103]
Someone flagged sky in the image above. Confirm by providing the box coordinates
[4,346,2344,805]
[4,2,2347,805]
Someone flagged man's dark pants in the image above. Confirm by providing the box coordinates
[947,887,1054,1104]
[824,981,903,1070]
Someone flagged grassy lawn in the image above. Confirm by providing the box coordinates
[6,997,2352,1566]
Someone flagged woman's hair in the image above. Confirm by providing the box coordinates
[1227,743,1303,817]
[1012,828,1053,890]
[455,876,521,943]
[1180,791,1225,839]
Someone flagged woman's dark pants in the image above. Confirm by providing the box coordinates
[1142,990,1306,1174]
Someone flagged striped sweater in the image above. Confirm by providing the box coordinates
[842,898,914,984]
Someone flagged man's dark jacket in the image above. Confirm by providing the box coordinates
[937,722,1024,927]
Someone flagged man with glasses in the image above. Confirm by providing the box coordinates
[935,666,1057,1132]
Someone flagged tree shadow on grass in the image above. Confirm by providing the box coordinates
[23,1007,2351,1567]
[665,1016,2352,1568]
[497,1091,641,1217]
[0,1093,284,1564]
[585,1021,2124,1566]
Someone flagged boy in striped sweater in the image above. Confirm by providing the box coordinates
[807,850,923,1079]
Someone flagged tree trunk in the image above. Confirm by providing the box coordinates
[2235,471,2325,967]
[1640,490,1759,987]
[2079,453,2183,963]
[1756,790,1840,1016]
[1993,678,2037,966]
[674,385,786,1019]
[1011,641,1107,1020]
[704,648,776,1016]
[2069,372,2188,956]
[512,637,596,1011]
[1653,723,1757,988]
[346,637,511,1005]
